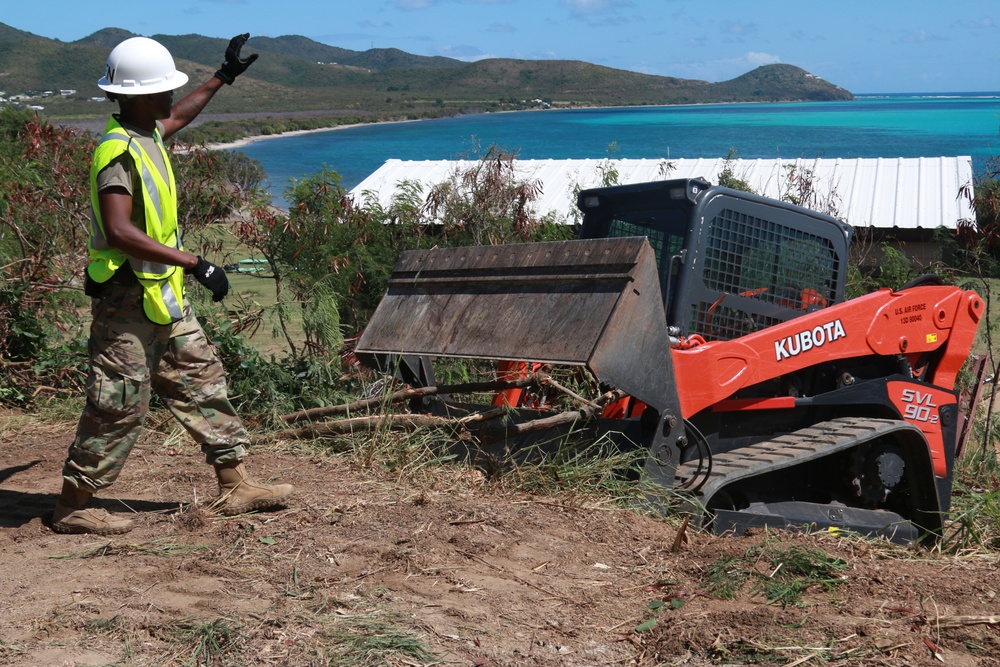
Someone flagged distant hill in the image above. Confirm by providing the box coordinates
[0,23,853,133]
[74,27,137,51]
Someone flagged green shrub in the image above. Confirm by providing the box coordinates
[0,109,93,404]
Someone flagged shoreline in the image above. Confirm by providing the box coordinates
[205,117,425,151]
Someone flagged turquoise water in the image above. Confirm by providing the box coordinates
[236,93,1000,201]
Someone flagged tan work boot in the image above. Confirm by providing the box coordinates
[212,461,293,516]
[51,481,134,535]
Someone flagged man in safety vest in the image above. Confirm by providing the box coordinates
[52,34,293,535]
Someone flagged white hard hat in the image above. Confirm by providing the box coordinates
[97,37,189,94]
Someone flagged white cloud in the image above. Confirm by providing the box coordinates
[436,44,493,60]
[950,16,996,30]
[394,0,437,9]
[746,51,781,66]
[393,0,513,8]
[562,0,633,16]
[903,28,942,43]
[562,0,609,11]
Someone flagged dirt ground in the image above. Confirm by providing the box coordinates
[2,415,999,667]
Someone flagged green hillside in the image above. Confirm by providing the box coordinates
[0,23,854,139]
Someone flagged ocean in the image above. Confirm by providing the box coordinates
[235,93,1000,203]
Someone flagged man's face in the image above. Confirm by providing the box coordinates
[138,90,174,120]
[150,90,174,119]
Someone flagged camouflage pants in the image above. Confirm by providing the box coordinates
[63,283,248,492]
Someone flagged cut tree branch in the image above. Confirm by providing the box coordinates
[264,387,627,446]
[280,373,547,424]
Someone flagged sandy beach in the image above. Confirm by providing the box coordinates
[204,118,422,151]
[203,123,354,151]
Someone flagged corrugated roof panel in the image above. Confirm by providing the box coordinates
[918,157,936,229]
[837,160,863,224]
[871,159,888,226]
[349,157,975,229]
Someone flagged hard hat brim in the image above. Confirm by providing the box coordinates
[98,70,189,95]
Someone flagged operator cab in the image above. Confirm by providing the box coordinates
[577,178,852,341]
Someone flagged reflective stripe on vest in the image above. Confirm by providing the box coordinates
[87,116,185,325]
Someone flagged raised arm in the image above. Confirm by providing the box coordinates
[161,33,258,140]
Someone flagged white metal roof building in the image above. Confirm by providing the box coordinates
[350,156,976,232]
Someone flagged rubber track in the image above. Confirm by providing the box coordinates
[675,416,918,503]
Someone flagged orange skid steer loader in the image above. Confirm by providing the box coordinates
[355,178,983,544]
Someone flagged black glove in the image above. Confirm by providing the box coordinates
[214,33,258,85]
[187,257,230,302]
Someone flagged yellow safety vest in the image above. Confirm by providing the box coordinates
[87,116,185,325]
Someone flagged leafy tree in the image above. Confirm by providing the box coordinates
[235,169,355,355]
[0,108,93,369]
[171,141,266,260]
[955,155,1000,269]
[422,145,547,246]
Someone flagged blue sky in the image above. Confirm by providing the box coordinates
[7,1,999,94]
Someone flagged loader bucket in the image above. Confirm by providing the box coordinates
[355,237,680,419]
